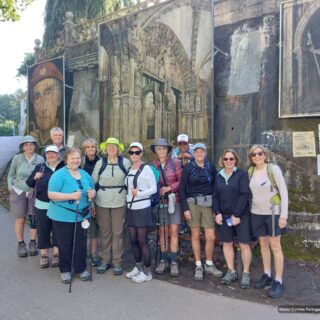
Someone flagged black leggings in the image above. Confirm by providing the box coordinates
[129,227,151,268]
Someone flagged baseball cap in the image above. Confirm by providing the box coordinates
[177,134,188,143]
[193,143,206,152]
[128,142,144,152]
[45,145,59,153]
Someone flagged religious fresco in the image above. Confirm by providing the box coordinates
[280,0,320,117]
[27,57,65,147]
[98,0,213,157]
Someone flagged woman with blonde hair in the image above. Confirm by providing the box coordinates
[248,145,288,298]
[213,149,252,288]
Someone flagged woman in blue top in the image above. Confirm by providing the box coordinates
[213,149,252,288]
[48,147,95,284]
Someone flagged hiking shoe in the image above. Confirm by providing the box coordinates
[40,255,49,268]
[61,272,71,284]
[113,265,123,276]
[97,262,112,274]
[131,271,152,283]
[155,260,167,274]
[254,273,273,289]
[17,242,28,257]
[267,280,285,298]
[220,270,238,285]
[79,270,91,281]
[194,265,204,281]
[126,267,140,279]
[51,255,59,268]
[90,255,101,266]
[170,262,180,277]
[28,241,38,256]
[204,263,223,278]
[240,272,250,289]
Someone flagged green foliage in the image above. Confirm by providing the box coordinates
[16,52,35,79]
[0,91,21,127]
[0,0,34,21]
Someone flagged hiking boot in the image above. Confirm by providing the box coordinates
[28,241,38,256]
[79,270,91,281]
[267,280,285,298]
[61,272,71,284]
[204,263,223,278]
[240,272,250,289]
[254,274,273,289]
[155,260,167,274]
[97,262,112,274]
[220,270,238,285]
[17,242,28,257]
[170,262,179,277]
[51,255,59,268]
[126,267,140,279]
[90,255,101,266]
[131,271,152,283]
[113,265,123,276]
[194,265,204,281]
[40,255,49,268]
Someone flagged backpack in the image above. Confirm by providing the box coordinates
[95,155,128,192]
[248,163,281,205]
[189,158,214,184]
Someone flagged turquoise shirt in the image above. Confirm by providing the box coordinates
[218,167,237,184]
[47,167,94,222]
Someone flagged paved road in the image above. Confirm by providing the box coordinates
[0,206,316,320]
[0,136,23,178]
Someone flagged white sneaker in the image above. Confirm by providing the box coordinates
[126,267,140,279]
[131,271,152,283]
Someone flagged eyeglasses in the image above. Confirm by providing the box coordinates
[128,150,142,155]
[223,157,235,161]
[251,151,264,157]
[76,179,84,190]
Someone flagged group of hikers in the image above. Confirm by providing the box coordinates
[7,127,288,298]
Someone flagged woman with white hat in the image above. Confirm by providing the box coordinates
[7,135,44,257]
[92,137,131,275]
[26,145,64,268]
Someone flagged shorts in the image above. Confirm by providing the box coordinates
[127,207,153,228]
[216,214,251,244]
[9,189,33,218]
[88,217,100,238]
[156,203,182,226]
[187,201,215,229]
[251,213,287,238]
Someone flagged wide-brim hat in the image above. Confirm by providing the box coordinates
[128,142,144,152]
[19,135,38,149]
[100,137,124,154]
[150,138,172,153]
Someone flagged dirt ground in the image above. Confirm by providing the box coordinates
[1,165,319,307]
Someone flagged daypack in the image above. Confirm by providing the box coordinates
[95,155,128,192]
[189,158,214,184]
[248,163,281,205]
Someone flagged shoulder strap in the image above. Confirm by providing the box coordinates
[98,157,108,177]
[248,166,254,180]
[267,163,278,192]
[133,163,145,189]
[168,159,176,173]
[118,155,128,175]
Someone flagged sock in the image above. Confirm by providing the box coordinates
[18,241,25,244]
[30,239,36,243]
[144,266,151,274]
[275,277,283,284]
[136,262,143,271]
[171,252,177,263]
[264,271,271,277]
[195,260,202,267]
[206,260,213,266]
[161,252,168,262]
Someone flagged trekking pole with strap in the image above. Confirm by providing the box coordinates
[69,191,81,293]
[88,192,94,282]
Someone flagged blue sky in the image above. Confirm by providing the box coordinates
[0,0,45,95]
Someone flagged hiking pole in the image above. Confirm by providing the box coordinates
[69,192,80,293]
[155,207,160,266]
[88,196,93,282]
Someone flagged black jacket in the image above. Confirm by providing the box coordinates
[26,161,65,202]
[212,168,250,218]
[179,159,217,212]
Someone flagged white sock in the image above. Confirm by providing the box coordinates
[264,271,271,277]
[206,260,213,266]
[275,277,282,284]
[195,260,202,267]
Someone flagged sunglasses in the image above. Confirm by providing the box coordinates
[251,151,264,157]
[129,150,142,155]
[223,157,235,161]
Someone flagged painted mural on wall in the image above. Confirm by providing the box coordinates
[280,0,320,117]
[28,57,65,147]
[98,0,212,157]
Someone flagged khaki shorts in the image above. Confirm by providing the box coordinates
[9,189,33,218]
[187,201,215,229]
